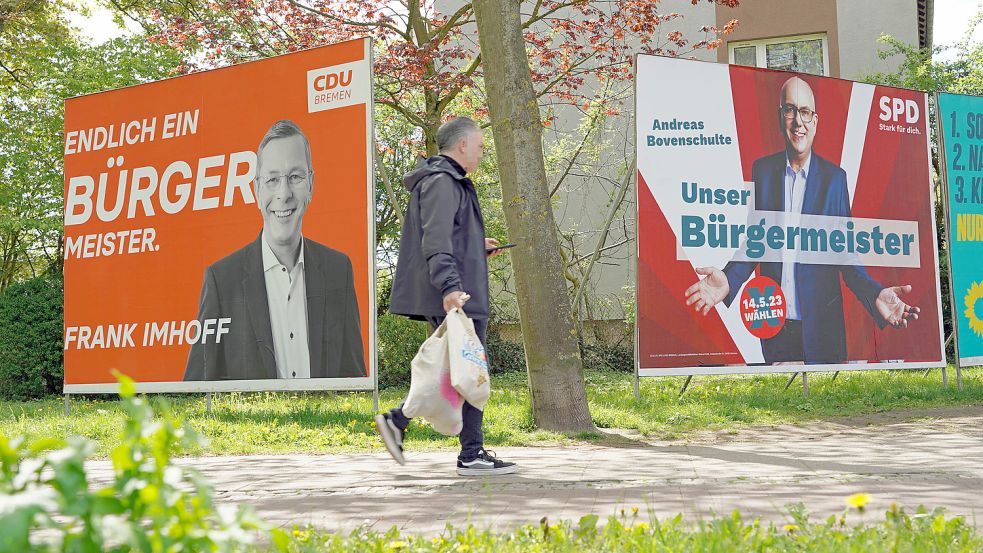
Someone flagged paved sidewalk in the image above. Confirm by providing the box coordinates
[88,408,983,535]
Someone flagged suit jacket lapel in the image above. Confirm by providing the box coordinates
[243,234,277,378]
[802,154,823,215]
[761,156,786,282]
[304,238,326,378]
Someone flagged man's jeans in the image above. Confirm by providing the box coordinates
[388,315,487,461]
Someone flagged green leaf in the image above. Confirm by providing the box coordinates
[115,372,136,399]
[578,513,599,533]
[270,528,292,552]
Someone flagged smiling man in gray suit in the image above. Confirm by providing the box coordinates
[184,120,366,381]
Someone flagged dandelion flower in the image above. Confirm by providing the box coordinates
[845,493,871,510]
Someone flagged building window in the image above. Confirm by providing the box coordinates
[729,34,829,76]
[733,46,756,67]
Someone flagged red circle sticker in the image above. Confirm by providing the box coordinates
[739,276,787,339]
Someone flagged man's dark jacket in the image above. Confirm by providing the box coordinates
[722,151,885,364]
[184,234,366,380]
[389,156,489,319]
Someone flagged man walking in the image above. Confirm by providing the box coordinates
[376,117,517,476]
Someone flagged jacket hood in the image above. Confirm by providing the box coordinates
[402,155,467,192]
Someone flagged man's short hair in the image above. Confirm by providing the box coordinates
[256,119,312,174]
[437,117,480,153]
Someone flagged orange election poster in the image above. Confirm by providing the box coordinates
[63,38,374,393]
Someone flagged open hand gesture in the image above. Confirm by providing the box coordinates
[876,285,920,328]
[684,267,730,316]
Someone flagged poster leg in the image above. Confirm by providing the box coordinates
[802,372,809,398]
[956,365,964,391]
[373,387,379,412]
[206,392,212,415]
[784,372,799,390]
[831,371,839,382]
[64,394,70,416]
[942,367,949,388]
[634,370,640,399]
[679,375,693,398]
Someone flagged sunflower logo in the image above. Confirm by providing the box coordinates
[964,281,983,338]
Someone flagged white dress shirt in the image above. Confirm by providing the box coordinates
[782,154,811,321]
[262,233,311,378]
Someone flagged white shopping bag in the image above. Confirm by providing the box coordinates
[401,319,464,436]
[446,308,491,410]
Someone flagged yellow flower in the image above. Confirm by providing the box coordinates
[292,529,302,537]
[631,506,639,516]
[456,544,471,552]
[343,401,353,409]
[845,493,871,510]
[964,281,983,338]
[782,524,799,533]
[348,419,357,427]
[635,522,650,531]
[388,540,408,549]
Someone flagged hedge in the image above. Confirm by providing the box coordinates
[0,276,64,400]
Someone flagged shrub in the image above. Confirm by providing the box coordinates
[377,313,429,388]
[582,343,634,372]
[485,330,526,374]
[0,276,63,400]
[0,373,263,552]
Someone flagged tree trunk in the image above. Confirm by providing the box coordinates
[472,0,594,432]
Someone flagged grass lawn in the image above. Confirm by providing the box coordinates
[1,367,981,457]
[269,505,982,552]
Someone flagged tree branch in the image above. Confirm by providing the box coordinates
[429,4,473,45]
[549,108,603,197]
[571,154,635,320]
[0,59,23,86]
[374,142,405,226]
[567,238,629,267]
[286,0,410,39]
[377,95,426,127]
[434,53,482,113]
[522,0,587,29]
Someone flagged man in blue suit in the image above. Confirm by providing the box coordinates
[685,76,919,364]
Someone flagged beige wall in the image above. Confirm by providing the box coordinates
[716,0,841,77]
[836,0,920,79]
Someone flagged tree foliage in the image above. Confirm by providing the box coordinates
[863,11,983,359]
[0,23,181,286]
[0,276,62,400]
[105,0,739,152]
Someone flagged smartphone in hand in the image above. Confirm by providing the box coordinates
[486,243,517,253]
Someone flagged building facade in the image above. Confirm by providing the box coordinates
[717,0,933,79]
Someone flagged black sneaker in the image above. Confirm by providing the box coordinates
[374,412,405,465]
[456,449,517,476]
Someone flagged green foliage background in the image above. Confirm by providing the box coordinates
[0,277,63,400]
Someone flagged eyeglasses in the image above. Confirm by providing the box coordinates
[261,172,312,190]
[780,105,817,123]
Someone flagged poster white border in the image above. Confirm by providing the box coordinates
[632,54,946,378]
[63,38,379,395]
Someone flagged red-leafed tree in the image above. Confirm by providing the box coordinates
[107,0,738,429]
[107,0,738,153]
